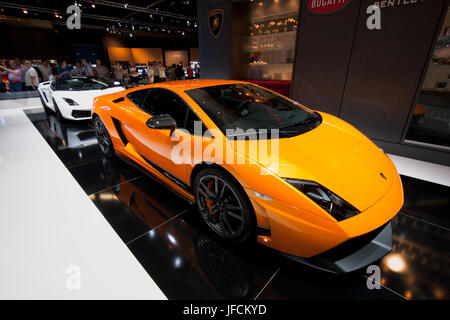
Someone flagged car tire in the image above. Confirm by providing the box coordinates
[52,98,64,121]
[193,167,255,243]
[94,117,114,157]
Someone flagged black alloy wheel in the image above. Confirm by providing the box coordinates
[194,168,255,243]
[94,117,114,156]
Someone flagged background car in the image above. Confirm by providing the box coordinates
[91,79,404,273]
[38,77,124,121]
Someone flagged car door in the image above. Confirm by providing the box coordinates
[121,88,198,186]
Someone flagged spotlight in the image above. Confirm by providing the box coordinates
[187,20,190,26]
[92,4,95,8]
[385,254,406,273]
[182,31,185,35]
[124,3,128,8]
[23,9,28,14]
[129,32,133,37]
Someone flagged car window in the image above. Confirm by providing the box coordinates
[186,83,320,139]
[145,89,189,129]
[127,89,150,110]
[185,109,207,136]
[55,77,114,91]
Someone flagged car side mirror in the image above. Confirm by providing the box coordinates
[146,114,177,131]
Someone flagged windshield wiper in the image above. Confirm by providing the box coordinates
[276,113,321,131]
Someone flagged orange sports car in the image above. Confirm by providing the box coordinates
[92,80,404,273]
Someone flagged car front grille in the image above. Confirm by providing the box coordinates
[71,110,91,118]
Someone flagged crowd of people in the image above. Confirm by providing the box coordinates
[113,61,200,85]
[0,58,200,93]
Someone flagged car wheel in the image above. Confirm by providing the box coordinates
[94,117,114,156]
[52,98,64,121]
[194,168,255,243]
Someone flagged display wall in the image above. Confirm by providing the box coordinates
[164,50,189,66]
[197,0,232,79]
[197,0,450,166]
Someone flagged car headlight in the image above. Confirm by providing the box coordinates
[63,98,79,106]
[284,178,360,221]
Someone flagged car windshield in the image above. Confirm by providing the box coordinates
[54,77,114,91]
[185,83,321,138]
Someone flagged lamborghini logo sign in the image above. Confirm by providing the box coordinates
[208,9,224,39]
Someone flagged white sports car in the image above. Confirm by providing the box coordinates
[38,77,125,121]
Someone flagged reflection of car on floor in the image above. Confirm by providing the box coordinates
[47,114,97,149]
[109,172,266,299]
[38,77,124,121]
[92,79,404,273]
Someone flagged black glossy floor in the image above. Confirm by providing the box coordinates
[26,109,450,300]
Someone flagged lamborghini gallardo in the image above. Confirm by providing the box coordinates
[39,77,124,121]
[92,80,404,273]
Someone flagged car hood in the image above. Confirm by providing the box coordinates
[55,87,124,107]
[233,112,395,212]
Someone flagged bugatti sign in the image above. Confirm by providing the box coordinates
[308,0,351,14]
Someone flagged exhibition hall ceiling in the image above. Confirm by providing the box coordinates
[0,0,198,37]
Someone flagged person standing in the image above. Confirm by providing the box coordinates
[113,63,124,84]
[175,62,184,80]
[38,60,52,82]
[81,59,94,77]
[1,60,9,92]
[16,59,27,90]
[71,62,83,76]
[0,60,22,92]
[57,61,72,80]
[95,59,110,81]
[128,63,140,84]
[187,64,193,79]
[152,61,159,83]
[24,60,39,91]
[158,62,166,82]
[147,63,154,84]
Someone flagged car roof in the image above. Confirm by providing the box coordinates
[127,79,250,93]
